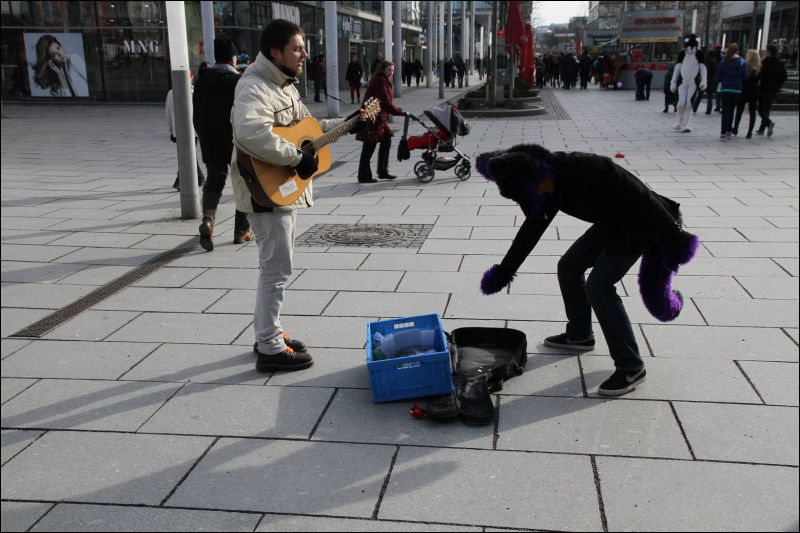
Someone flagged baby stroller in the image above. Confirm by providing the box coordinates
[397,103,472,183]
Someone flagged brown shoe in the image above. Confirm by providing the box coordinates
[199,218,214,251]
[233,228,254,244]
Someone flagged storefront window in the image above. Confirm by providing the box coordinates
[98,26,168,101]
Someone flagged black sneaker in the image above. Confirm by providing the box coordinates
[254,343,313,372]
[598,368,646,397]
[543,332,595,352]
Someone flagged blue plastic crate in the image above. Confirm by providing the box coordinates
[366,313,453,403]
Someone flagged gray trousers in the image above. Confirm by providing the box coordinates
[249,210,297,355]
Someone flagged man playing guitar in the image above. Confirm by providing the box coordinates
[230,19,368,372]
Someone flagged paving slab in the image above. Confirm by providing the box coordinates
[507,320,650,357]
[379,447,603,531]
[0,307,52,337]
[497,395,691,459]
[255,515,481,531]
[642,324,799,361]
[324,291,449,318]
[107,312,250,344]
[738,361,799,406]
[495,354,584,397]
[1,282,95,310]
[167,438,395,517]
[1,260,86,284]
[139,383,333,438]
[1,379,181,431]
[30,504,261,532]
[582,357,761,403]
[1,429,43,465]
[266,348,371,389]
[735,276,800,300]
[359,253,462,272]
[694,298,799,328]
[0,378,38,404]
[312,389,493,448]
[42,310,143,341]
[132,266,207,287]
[596,457,799,532]
[1,340,158,380]
[291,270,403,291]
[0,431,213,504]
[93,287,227,312]
[120,343,266,385]
[674,402,799,465]
[0,339,31,359]
[233,315,376,349]
[1,501,54,533]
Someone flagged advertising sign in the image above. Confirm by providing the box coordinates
[24,32,89,97]
[619,10,684,43]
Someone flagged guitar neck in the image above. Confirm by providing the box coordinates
[309,116,360,153]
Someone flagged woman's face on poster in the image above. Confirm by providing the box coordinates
[47,41,66,64]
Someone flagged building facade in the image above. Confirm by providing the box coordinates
[0,0,425,102]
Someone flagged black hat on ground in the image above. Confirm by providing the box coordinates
[214,38,238,64]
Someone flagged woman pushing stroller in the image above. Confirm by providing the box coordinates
[476,144,700,396]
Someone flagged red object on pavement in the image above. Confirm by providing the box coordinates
[615,153,625,158]
[410,404,426,419]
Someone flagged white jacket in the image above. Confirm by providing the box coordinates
[230,53,342,213]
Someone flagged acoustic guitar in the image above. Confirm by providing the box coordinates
[237,97,381,207]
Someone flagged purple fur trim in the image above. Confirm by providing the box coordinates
[675,233,701,265]
[476,154,495,181]
[638,246,683,322]
[481,265,513,295]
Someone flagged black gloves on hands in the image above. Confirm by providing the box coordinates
[293,151,318,180]
[346,109,369,134]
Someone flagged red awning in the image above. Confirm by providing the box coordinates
[505,0,526,49]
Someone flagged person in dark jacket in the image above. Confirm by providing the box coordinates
[756,44,788,137]
[193,37,251,250]
[370,52,384,76]
[578,50,592,89]
[357,61,405,183]
[345,54,363,104]
[634,68,653,100]
[663,61,678,112]
[716,43,747,140]
[702,48,719,114]
[455,57,467,88]
[476,144,700,397]
[309,54,326,102]
[413,58,424,86]
[733,49,761,138]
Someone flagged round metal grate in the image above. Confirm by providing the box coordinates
[321,225,404,245]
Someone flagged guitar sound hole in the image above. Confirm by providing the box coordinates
[299,139,317,181]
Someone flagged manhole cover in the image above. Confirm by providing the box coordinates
[322,226,404,245]
[297,224,434,248]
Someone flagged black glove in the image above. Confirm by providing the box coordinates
[170,135,176,143]
[346,109,368,134]
[293,151,318,180]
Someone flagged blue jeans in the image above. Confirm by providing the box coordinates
[720,92,740,134]
[557,225,644,372]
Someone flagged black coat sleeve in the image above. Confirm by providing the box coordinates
[498,200,558,276]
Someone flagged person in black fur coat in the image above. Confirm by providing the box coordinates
[476,144,700,396]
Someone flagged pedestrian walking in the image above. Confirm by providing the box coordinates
[733,49,761,139]
[413,58,424,86]
[165,80,205,191]
[357,60,405,183]
[476,144,700,397]
[634,68,653,101]
[456,57,466,88]
[371,52,384,76]
[579,50,592,89]
[703,48,719,114]
[756,44,788,137]
[193,37,252,251]
[345,54,363,104]
[403,58,414,87]
[229,19,368,372]
[716,43,746,141]
[309,54,326,102]
[663,61,678,112]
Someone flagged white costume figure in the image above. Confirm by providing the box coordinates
[670,34,707,132]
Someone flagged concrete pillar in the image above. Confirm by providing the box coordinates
[439,1,445,98]
[384,1,393,62]
[461,1,468,87]
[447,2,453,59]
[761,1,773,51]
[469,1,476,77]
[691,9,697,34]
[166,1,199,219]
[426,0,433,88]
[393,0,403,96]
[325,2,339,117]
[201,1,215,64]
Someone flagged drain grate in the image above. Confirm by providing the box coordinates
[11,236,199,338]
[296,224,433,248]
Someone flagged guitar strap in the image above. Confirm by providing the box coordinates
[236,149,274,208]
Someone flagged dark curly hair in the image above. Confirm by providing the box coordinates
[32,34,65,96]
